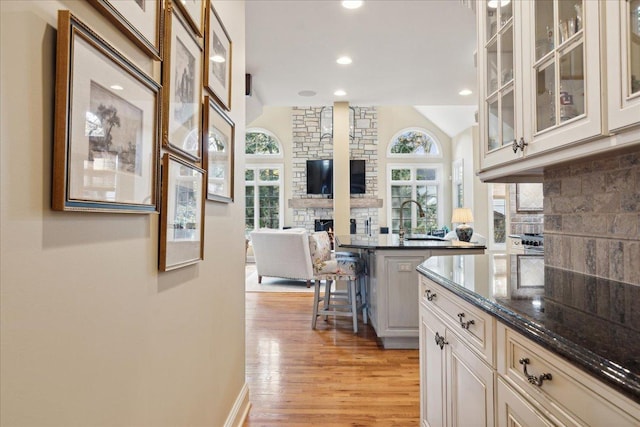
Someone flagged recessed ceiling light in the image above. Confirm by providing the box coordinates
[210,55,226,63]
[334,89,347,96]
[336,56,352,65]
[110,84,124,91]
[342,1,363,9]
[459,89,473,96]
[298,90,317,97]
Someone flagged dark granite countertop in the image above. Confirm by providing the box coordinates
[336,234,486,251]
[417,252,640,403]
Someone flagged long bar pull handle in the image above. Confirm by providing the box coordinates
[519,358,552,387]
[457,312,475,329]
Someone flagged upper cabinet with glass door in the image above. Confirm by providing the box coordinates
[477,0,522,170]
[606,0,640,132]
[477,0,604,174]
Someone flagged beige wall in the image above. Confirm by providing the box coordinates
[247,106,293,226]
[0,1,247,426]
[377,106,453,229]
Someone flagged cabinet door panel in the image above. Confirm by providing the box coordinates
[420,308,446,427]
[447,332,495,427]
[496,377,557,427]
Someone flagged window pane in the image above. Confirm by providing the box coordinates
[390,130,439,155]
[559,45,585,122]
[391,169,411,181]
[258,185,280,228]
[245,185,255,233]
[245,169,255,181]
[416,168,436,181]
[259,168,280,181]
[246,131,280,155]
[418,185,438,232]
[390,185,412,233]
[536,62,556,132]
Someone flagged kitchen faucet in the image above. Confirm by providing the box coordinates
[398,199,425,241]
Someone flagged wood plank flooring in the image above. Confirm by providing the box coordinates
[244,292,420,426]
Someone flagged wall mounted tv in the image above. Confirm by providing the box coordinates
[306,159,366,195]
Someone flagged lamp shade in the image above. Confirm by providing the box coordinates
[451,208,474,224]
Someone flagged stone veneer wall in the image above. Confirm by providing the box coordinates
[509,184,544,235]
[291,107,378,233]
[544,149,640,286]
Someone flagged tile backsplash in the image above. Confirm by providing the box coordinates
[544,149,640,286]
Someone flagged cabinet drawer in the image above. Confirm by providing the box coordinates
[497,323,640,426]
[419,276,494,365]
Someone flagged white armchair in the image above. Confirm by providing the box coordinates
[249,228,315,287]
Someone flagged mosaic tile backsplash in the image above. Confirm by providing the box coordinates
[543,149,640,286]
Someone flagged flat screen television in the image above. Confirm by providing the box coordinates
[306,159,366,195]
[306,159,333,195]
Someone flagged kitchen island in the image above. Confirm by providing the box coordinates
[417,253,640,426]
[335,234,485,349]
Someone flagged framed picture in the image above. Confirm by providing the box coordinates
[204,95,235,202]
[163,2,203,162]
[87,0,163,60]
[52,10,160,213]
[172,0,205,37]
[205,2,232,111]
[159,154,205,271]
[516,183,544,212]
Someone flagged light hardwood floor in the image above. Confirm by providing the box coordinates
[244,292,420,426]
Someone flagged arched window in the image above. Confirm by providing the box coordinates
[387,128,443,234]
[245,128,282,156]
[387,128,441,157]
[245,129,284,234]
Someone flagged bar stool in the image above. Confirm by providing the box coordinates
[309,232,367,333]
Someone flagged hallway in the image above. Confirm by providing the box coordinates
[244,292,420,426]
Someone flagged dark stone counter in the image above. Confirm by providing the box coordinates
[336,234,486,251]
[417,252,640,403]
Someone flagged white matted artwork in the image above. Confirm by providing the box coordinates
[52,11,160,213]
[205,2,232,110]
[159,154,205,271]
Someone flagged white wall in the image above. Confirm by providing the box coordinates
[0,1,247,426]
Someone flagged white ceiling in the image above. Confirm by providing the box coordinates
[246,0,478,137]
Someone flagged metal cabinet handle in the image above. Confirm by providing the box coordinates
[519,358,552,387]
[425,289,436,301]
[512,137,529,153]
[457,312,475,329]
[434,332,448,350]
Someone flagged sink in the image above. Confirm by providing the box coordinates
[405,234,446,241]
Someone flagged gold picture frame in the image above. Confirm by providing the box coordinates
[203,95,235,202]
[159,153,205,271]
[204,2,232,111]
[162,2,203,162]
[52,10,160,213]
[87,0,163,60]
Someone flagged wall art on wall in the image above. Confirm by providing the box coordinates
[159,153,205,271]
[205,2,232,110]
[203,95,235,202]
[163,2,203,162]
[52,10,160,213]
[172,0,205,37]
[87,0,163,60]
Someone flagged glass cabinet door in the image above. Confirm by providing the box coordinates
[629,0,640,98]
[484,0,515,153]
[533,0,585,135]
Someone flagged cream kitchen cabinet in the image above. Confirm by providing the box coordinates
[496,322,640,426]
[419,277,495,427]
[606,0,640,132]
[475,0,640,182]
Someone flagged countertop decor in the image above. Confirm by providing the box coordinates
[417,253,640,402]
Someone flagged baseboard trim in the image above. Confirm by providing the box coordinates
[224,383,251,427]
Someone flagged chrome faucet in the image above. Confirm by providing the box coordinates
[398,199,425,241]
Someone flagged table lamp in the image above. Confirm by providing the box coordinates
[451,208,474,242]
